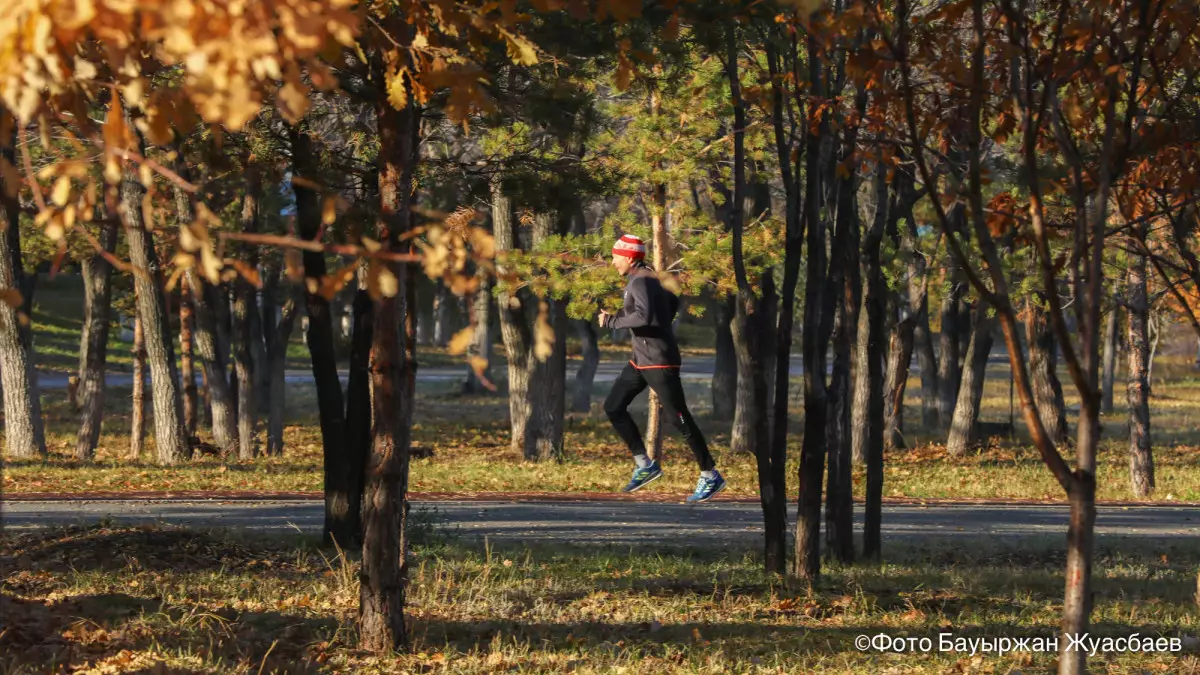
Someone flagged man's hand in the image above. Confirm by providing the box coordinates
[598,310,612,328]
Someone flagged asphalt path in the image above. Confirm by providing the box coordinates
[3,500,1198,545]
[35,355,795,389]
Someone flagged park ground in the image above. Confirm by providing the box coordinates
[3,279,1200,674]
[6,273,1200,502]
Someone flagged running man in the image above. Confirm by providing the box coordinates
[599,234,726,503]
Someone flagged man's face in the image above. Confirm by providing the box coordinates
[612,254,633,275]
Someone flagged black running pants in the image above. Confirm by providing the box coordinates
[603,363,715,471]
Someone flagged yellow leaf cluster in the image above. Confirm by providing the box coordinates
[0,0,360,127]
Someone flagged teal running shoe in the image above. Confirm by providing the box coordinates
[621,462,663,493]
[686,473,727,504]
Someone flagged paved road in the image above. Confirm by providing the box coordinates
[3,500,1198,544]
[36,355,806,389]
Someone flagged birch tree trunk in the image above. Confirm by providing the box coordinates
[75,216,119,460]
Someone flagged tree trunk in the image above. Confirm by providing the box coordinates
[0,162,46,459]
[493,177,534,454]
[796,31,830,581]
[884,304,916,451]
[343,284,372,531]
[130,313,146,460]
[263,269,297,457]
[851,309,871,465]
[914,299,940,430]
[232,170,262,460]
[1026,296,1068,444]
[432,281,451,347]
[524,212,567,462]
[643,182,669,461]
[1126,251,1154,498]
[358,76,419,652]
[75,216,119,460]
[946,307,995,456]
[290,123,355,548]
[861,169,888,559]
[711,295,737,421]
[571,319,599,412]
[463,270,494,394]
[937,265,966,430]
[124,172,188,464]
[179,280,199,438]
[1101,299,1120,414]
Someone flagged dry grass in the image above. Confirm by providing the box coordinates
[2,519,1198,674]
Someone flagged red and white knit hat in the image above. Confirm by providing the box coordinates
[612,234,646,260]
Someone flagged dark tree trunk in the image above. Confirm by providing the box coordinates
[358,71,419,653]
[1026,296,1068,444]
[914,299,940,430]
[1101,299,1121,415]
[75,217,119,460]
[796,32,831,581]
[1126,250,1153,498]
[711,295,737,421]
[860,169,888,559]
[291,123,356,548]
[0,155,46,459]
[130,312,146,460]
[180,280,199,438]
[343,285,372,532]
[262,269,298,457]
[946,307,995,455]
[124,172,188,464]
[937,256,966,430]
[572,319,599,412]
[764,33,801,577]
[883,176,923,452]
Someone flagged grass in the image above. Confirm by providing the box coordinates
[6,358,1200,501]
[1,521,1197,674]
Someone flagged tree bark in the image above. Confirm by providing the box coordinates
[493,176,533,455]
[524,212,567,462]
[343,283,372,529]
[796,31,831,580]
[0,155,46,459]
[937,241,967,430]
[263,269,298,456]
[946,306,995,455]
[75,216,119,460]
[1101,299,1121,414]
[358,66,419,652]
[711,295,737,421]
[861,169,888,559]
[179,279,199,438]
[571,319,599,412]
[130,312,146,460]
[463,269,494,395]
[914,299,940,430]
[124,171,188,464]
[232,173,261,460]
[644,184,668,461]
[290,123,355,548]
[1126,250,1154,498]
[851,309,871,465]
[1026,296,1068,444]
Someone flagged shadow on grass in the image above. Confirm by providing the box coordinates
[0,590,334,674]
